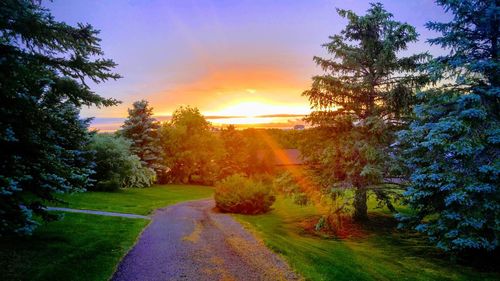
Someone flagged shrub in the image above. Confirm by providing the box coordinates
[94,176,122,192]
[214,174,275,214]
[292,192,309,206]
[273,172,300,194]
[122,160,156,189]
[88,134,154,191]
[273,172,309,206]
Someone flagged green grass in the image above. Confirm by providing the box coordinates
[0,184,213,281]
[56,184,213,215]
[235,197,500,281]
[0,213,148,281]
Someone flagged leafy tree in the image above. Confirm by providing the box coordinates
[0,0,119,235]
[398,0,499,252]
[302,3,428,220]
[239,129,277,175]
[217,127,283,177]
[159,106,223,185]
[256,128,301,149]
[88,134,154,191]
[218,125,250,178]
[119,100,163,175]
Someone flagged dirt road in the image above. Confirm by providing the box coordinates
[111,199,300,281]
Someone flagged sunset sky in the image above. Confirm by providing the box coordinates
[46,0,449,127]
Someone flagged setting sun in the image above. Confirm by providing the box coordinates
[202,101,310,127]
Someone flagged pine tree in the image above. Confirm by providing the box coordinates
[0,0,120,235]
[120,100,163,176]
[398,0,499,252]
[302,3,428,220]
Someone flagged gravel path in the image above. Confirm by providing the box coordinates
[111,199,300,281]
[45,207,150,219]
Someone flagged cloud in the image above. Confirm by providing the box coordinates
[148,66,310,116]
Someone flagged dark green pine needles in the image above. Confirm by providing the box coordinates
[0,0,120,235]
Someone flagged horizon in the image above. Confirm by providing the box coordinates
[90,113,308,131]
[46,0,449,127]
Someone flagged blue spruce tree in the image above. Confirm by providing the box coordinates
[0,0,120,235]
[119,100,163,178]
[398,0,499,252]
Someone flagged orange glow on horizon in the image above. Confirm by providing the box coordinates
[212,116,275,125]
[203,101,310,118]
[150,67,311,121]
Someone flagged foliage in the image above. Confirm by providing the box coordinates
[214,174,276,214]
[291,192,309,206]
[0,0,119,235]
[239,129,277,175]
[88,134,154,191]
[119,100,163,175]
[302,3,427,220]
[159,106,223,185]
[273,171,309,206]
[122,157,156,189]
[218,125,250,178]
[273,171,301,195]
[218,127,281,177]
[397,0,500,252]
[258,128,302,149]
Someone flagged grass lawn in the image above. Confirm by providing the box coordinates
[235,197,500,281]
[0,184,213,281]
[0,213,147,281]
[56,184,213,215]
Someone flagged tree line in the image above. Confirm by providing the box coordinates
[116,103,291,186]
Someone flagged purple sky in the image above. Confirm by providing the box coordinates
[45,0,450,119]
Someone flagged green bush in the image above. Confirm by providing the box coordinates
[273,172,300,194]
[94,176,122,191]
[122,159,156,189]
[292,192,309,206]
[214,174,275,214]
[88,134,154,191]
[273,172,309,206]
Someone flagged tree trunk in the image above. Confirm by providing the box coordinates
[353,187,368,221]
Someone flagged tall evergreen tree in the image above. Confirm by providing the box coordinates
[0,0,120,235]
[302,3,428,220]
[398,0,499,252]
[120,100,163,176]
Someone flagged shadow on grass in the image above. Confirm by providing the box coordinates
[303,211,500,274]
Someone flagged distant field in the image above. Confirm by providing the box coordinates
[236,196,500,281]
[0,184,213,281]
[56,184,213,215]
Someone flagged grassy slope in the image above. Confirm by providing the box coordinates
[0,184,213,281]
[236,197,500,281]
[0,213,147,281]
[56,184,213,215]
